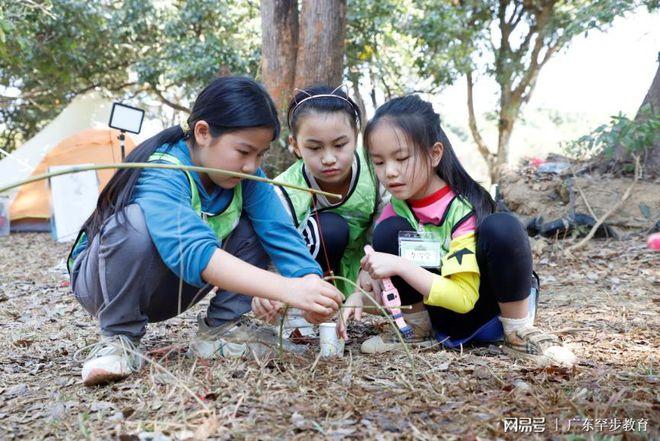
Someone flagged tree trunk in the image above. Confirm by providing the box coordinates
[495,99,519,181]
[259,0,348,176]
[466,72,497,183]
[614,57,659,175]
[294,0,347,89]
[260,0,299,117]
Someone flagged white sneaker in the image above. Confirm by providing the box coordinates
[503,326,577,368]
[78,335,143,386]
[189,313,306,359]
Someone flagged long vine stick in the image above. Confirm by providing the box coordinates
[273,275,416,377]
[0,162,342,199]
[326,275,416,378]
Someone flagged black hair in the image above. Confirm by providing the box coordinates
[364,94,495,224]
[287,85,361,136]
[81,76,280,240]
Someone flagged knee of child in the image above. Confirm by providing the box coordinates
[479,212,524,246]
[320,212,350,249]
[373,216,410,253]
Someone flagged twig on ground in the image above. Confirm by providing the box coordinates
[566,156,640,253]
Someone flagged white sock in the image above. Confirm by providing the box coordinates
[499,313,533,335]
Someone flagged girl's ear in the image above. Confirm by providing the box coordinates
[193,120,212,147]
[430,141,444,167]
[288,134,302,158]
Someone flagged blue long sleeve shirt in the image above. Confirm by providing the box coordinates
[72,139,322,287]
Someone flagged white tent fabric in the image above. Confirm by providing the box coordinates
[0,92,113,196]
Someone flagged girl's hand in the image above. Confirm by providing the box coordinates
[358,269,381,296]
[337,292,363,340]
[251,297,284,324]
[283,274,343,324]
[360,250,405,280]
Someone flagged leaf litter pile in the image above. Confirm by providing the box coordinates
[0,231,657,440]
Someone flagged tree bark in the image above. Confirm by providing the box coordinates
[495,96,520,180]
[259,0,348,177]
[260,0,299,117]
[466,71,497,182]
[294,0,347,89]
[613,57,659,173]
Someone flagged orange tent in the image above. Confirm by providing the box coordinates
[9,128,136,230]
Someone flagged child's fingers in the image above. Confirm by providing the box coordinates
[320,283,344,307]
[316,292,340,311]
[309,302,334,317]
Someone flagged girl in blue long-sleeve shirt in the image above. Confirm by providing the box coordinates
[68,77,343,386]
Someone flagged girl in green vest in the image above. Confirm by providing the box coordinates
[252,85,383,324]
[341,95,576,367]
[68,77,343,386]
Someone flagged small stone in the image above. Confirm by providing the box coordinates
[513,379,531,392]
[108,412,124,422]
[291,412,307,429]
[474,366,491,379]
[137,432,171,441]
[90,401,114,412]
[48,402,66,420]
[6,383,29,397]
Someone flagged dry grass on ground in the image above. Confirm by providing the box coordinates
[0,233,658,440]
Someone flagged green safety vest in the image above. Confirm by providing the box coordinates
[276,148,378,296]
[148,152,242,241]
[390,195,475,267]
[67,152,242,273]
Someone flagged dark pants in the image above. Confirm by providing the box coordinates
[372,212,534,339]
[301,211,349,275]
[70,204,268,340]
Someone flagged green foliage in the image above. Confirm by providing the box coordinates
[563,106,660,160]
[0,0,260,153]
[346,0,422,101]
[411,0,646,89]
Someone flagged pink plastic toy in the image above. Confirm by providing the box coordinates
[364,246,414,339]
[648,233,660,251]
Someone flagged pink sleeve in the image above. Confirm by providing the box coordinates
[376,203,396,224]
[452,214,477,239]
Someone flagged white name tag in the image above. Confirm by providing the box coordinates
[398,231,442,268]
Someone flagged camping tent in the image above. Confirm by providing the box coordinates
[0,92,138,232]
[0,92,113,193]
[7,129,136,232]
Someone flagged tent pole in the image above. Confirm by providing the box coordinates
[119,131,126,161]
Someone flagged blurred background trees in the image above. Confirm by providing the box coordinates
[1,0,657,178]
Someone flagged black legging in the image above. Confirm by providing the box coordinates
[372,212,533,339]
[302,211,349,276]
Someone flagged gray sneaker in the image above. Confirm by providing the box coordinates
[189,313,306,359]
[78,335,143,386]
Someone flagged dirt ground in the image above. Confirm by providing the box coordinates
[0,231,658,440]
[499,166,659,234]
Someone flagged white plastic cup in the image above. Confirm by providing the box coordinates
[319,323,344,357]
[0,197,9,237]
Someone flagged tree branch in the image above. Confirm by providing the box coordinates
[507,0,525,29]
[466,71,494,167]
[566,156,640,253]
[150,84,191,113]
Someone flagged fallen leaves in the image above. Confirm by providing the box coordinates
[0,232,657,439]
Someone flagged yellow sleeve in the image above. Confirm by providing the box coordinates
[424,232,480,314]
